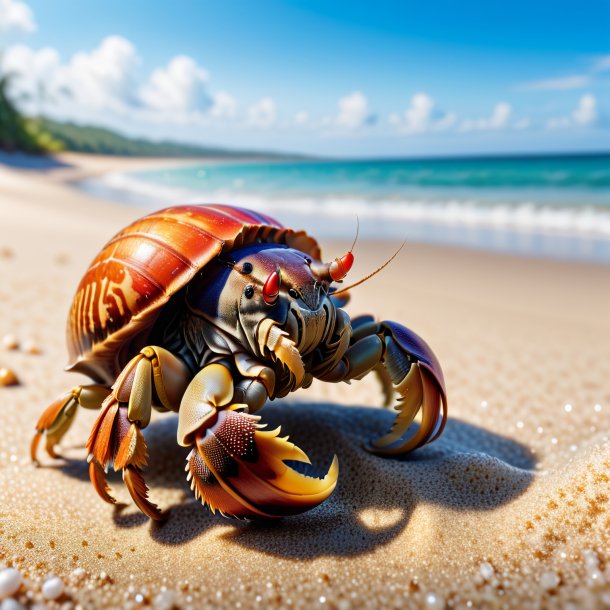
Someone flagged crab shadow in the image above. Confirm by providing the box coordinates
[52,401,536,559]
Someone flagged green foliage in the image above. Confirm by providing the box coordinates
[0,74,64,154]
[38,118,289,158]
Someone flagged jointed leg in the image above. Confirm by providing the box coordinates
[86,346,191,520]
[31,384,111,464]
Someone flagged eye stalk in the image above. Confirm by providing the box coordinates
[311,251,354,283]
[263,268,281,305]
[328,251,354,281]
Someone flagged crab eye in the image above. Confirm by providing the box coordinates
[244,285,254,299]
[242,262,253,274]
[288,288,299,299]
[262,269,281,305]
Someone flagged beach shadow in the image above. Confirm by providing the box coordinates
[49,401,537,558]
[0,151,72,171]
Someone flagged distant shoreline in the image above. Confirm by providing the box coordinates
[2,149,610,265]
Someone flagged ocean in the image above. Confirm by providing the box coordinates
[79,153,610,264]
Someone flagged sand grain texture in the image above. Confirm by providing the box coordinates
[0,155,609,609]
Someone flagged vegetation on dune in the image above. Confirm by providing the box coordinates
[37,118,285,158]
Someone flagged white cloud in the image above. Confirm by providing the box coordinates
[489,102,512,128]
[390,92,455,134]
[518,74,591,91]
[63,36,140,111]
[2,37,140,115]
[572,93,597,126]
[547,94,598,130]
[459,102,513,132]
[0,0,36,34]
[404,92,434,133]
[2,44,60,100]
[336,91,372,129]
[210,91,237,119]
[247,97,277,128]
[140,55,210,115]
[1,37,229,126]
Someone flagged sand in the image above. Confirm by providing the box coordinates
[0,153,609,610]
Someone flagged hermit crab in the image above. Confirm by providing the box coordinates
[31,204,447,520]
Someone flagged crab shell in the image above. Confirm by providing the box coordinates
[66,204,321,385]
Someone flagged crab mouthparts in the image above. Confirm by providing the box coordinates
[257,319,305,386]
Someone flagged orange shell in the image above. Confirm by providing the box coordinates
[66,204,321,384]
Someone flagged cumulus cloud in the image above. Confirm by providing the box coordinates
[547,94,598,130]
[389,92,455,134]
[1,37,228,125]
[572,93,597,125]
[210,91,237,119]
[336,91,374,129]
[0,0,36,34]
[247,97,277,128]
[3,36,142,114]
[459,102,513,132]
[2,44,60,98]
[140,55,211,115]
[64,36,140,111]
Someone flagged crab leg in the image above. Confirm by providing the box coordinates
[179,363,338,519]
[86,346,191,520]
[31,384,111,464]
[322,318,447,455]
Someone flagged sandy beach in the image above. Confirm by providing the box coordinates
[0,153,609,609]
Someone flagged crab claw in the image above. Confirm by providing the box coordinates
[185,409,338,519]
[367,321,447,455]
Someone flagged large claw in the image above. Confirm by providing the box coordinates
[368,321,447,455]
[186,409,338,519]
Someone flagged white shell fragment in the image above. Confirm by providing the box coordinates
[1,335,18,350]
[0,599,25,610]
[21,340,41,355]
[41,576,64,600]
[0,568,21,599]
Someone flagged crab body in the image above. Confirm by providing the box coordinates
[32,204,447,520]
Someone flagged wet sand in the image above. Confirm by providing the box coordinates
[0,153,609,609]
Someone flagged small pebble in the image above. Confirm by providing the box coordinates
[153,590,176,610]
[0,247,13,259]
[0,368,19,387]
[41,576,64,600]
[479,562,494,581]
[22,340,41,355]
[424,593,445,610]
[1,335,18,350]
[0,568,22,599]
[540,571,560,591]
[1,599,25,610]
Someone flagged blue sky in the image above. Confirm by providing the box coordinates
[1,0,609,156]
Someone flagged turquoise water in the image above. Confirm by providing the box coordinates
[135,154,610,197]
[81,154,610,264]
